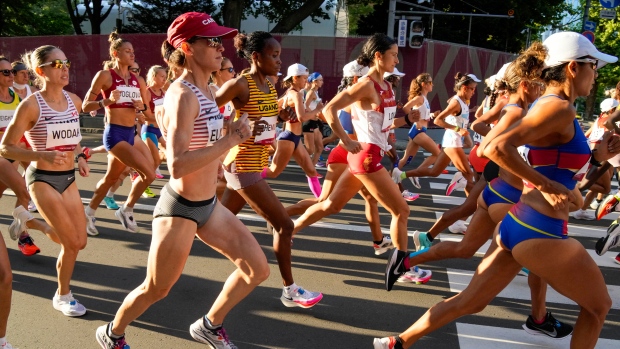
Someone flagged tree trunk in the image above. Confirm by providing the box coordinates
[223,0,244,29]
[65,0,84,34]
[270,0,325,33]
[585,80,598,122]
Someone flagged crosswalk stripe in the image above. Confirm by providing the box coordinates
[455,322,620,349]
[447,268,620,310]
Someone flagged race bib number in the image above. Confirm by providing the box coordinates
[0,109,13,131]
[573,160,591,182]
[382,105,396,132]
[222,102,234,119]
[207,113,224,145]
[472,131,483,144]
[116,86,141,105]
[254,116,278,145]
[517,145,530,165]
[590,127,605,143]
[46,122,82,151]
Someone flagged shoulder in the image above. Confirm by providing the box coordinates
[16,94,40,116]
[65,91,83,107]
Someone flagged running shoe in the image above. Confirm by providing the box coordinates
[595,193,620,220]
[130,171,139,182]
[27,200,37,212]
[373,336,401,349]
[412,230,432,251]
[280,285,323,308]
[448,220,467,234]
[316,161,326,168]
[0,341,16,349]
[397,266,432,284]
[189,317,238,349]
[408,176,421,189]
[82,146,92,161]
[446,172,467,196]
[155,167,164,179]
[385,249,408,291]
[85,209,99,236]
[8,219,21,241]
[590,199,601,210]
[441,169,449,174]
[518,267,530,277]
[401,190,419,202]
[324,146,332,152]
[595,218,620,256]
[573,209,595,220]
[103,196,120,210]
[615,253,620,264]
[115,206,139,233]
[96,323,130,349]
[142,187,156,198]
[391,167,403,184]
[374,236,394,255]
[52,291,87,317]
[18,235,40,256]
[522,312,573,339]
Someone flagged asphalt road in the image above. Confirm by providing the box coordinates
[1,132,619,349]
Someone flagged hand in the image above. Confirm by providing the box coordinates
[278,107,292,122]
[43,151,67,165]
[457,128,469,136]
[596,131,620,161]
[132,99,145,111]
[228,113,252,145]
[78,158,90,177]
[342,139,362,154]
[316,101,325,110]
[408,109,421,123]
[397,102,404,109]
[431,110,441,118]
[252,119,269,137]
[136,112,146,124]
[109,90,121,104]
[89,110,97,117]
[539,180,575,210]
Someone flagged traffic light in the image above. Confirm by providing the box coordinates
[409,21,424,48]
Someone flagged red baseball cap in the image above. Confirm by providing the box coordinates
[167,12,238,49]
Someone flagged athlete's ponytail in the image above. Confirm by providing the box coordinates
[234,31,273,63]
[408,73,431,100]
[161,39,185,69]
[504,42,547,93]
[105,29,131,69]
[357,33,397,67]
[22,45,58,88]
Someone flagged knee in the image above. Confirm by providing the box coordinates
[0,268,12,289]
[64,237,87,253]
[453,244,476,259]
[251,262,270,285]
[394,202,410,219]
[144,282,172,303]
[142,170,156,184]
[585,293,612,321]
[102,174,120,185]
[324,200,344,215]
[275,218,294,237]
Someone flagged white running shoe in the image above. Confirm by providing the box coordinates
[408,176,421,189]
[0,340,16,349]
[391,167,403,184]
[27,200,37,212]
[115,206,139,233]
[280,285,323,308]
[446,172,467,196]
[401,190,419,202]
[85,208,99,236]
[189,317,237,349]
[53,291,87,317]
[397,266,432,284]
[8,219,21,241]
[573,209,595,221]
[590,200,601,210]
[373,236,394,255]
[10,206,32,241]
[448,220,467,234]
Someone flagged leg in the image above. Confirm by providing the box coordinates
[285,163,347,216]
[527,272,548,321]
[404,151,451,178]
[0,235,12,338]
[111,140,155,208]
[313,128,323,165]
[398,139,420,169]
[415,133,441,169]
[444,147,475,193]
[359,186,383,242]
[303,132,316,164]
[144,137,162,170]
[220,187,247,215]
[266,140,295,178]
[292,143,319,177]
[89,155,130,210]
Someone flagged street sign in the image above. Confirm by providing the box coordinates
[582,31,595,43]
[584,20,597,31]
[601,9,617,19]
[600,0,620,9]
[397,19,407,47]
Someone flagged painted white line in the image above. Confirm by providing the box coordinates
[434,212,472,223]
[447,268,620,310]
[430,182,447,190]
[432,194,466,206]
[456,322,620,349]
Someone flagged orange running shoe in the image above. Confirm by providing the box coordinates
[18,235,40,256]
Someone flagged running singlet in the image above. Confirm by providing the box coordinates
[148,87,165,116]
[519,96,590,190]
[441,95,469,147]
[307,90,321,111]
[588,115,613,145]
[223,73,278,172]
[102,69,141,109]
[0,89,20,133]
[350,77,396,151]
[166,80,223,149]
[211,84,234,121]
[26,91,82,151]
[416,95,431,121]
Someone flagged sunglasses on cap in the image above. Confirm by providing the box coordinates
[0,69,17,76]
[129,67,140,73]
[220,67,234,73]
[38,59,71,69]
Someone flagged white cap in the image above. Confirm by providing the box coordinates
[495,63,511,81]
[466,74,481,82]
[277,72,282,76]
[283,63,309,81]
[543,31,618,69]
[343,60,370,77]
[600,98,619,113]
[384,67,406,79]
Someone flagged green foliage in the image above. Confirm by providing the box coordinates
[348,1,381,35]
[584,3,620,91]
[124,0,218,33]
[0,0,73,36]
[248,0,334,32]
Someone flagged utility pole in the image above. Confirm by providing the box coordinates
[387,0,396,37]
[582,0,596,121]
[581,0,591,32]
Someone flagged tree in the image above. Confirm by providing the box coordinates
[222,0,252,29]
[0,0,73,36]
[124,0,218,33]
[65,0,115,35]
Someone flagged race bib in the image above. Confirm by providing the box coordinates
[590,127,605,143]
[116,86,141,105]
[573,160,591,182]
[382,105,396,132]
[222,102,234,119]
[46,122,82,151]
[517,145,530,165]
[254,116,278,145]
[207,113,224,145]
[472,131,483,144]
[0,109,13,131]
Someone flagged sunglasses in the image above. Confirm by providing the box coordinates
[220,67,234,73]
[129,67,140,73]
[196,37,222,47]
[0,69,16,76]
[38,59,71,69]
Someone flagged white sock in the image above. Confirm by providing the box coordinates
[85,206,96,216]
[0,337,6,346]
[122,204,133,212]
[106,189,115,198]
[284,282,297,293]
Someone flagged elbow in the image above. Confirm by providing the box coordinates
[483,141,504,161]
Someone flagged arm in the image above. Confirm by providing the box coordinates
[215,76,248,110]
[477,106,523,157]
[471,98,508,136]
[402,96,423,114]
[142,88,156,124]
[165,84,250,179]
[434,98,467,136]
[82,70,118,112]
[291,90,321,122]
[604,109,620,134]
[69,92,90,177]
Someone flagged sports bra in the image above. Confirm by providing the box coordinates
[148,87,165,115]
[26,91,82,152]
[519,95,590,190]
[350,76,396,151]
[0,89,20,133]
[283,88,301,124]
[102,69,141,109]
